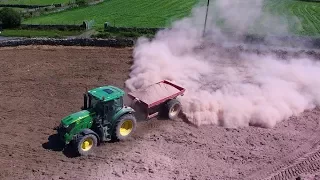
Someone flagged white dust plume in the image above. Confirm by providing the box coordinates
[124,0,320,128]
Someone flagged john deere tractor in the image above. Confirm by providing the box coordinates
[55,86,136,156]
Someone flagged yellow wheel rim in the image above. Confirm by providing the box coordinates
[81,138,93,151]
[120,120,133,136]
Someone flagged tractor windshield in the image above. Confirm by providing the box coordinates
[90,95,98,108]
[87,94,124,117]
[89,95,104,113]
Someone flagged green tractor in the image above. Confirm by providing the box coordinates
[55,85,137,156]
[55,80,186,156]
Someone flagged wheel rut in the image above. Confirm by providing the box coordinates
[247,111,320,180]
[264,145,320,180]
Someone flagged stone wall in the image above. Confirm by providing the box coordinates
[0,35,319,49]
[242,34,320,49]
[0,38,135,47]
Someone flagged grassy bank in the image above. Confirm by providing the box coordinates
[0,29,82,37]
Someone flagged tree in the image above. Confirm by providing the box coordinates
[0,8,21,29]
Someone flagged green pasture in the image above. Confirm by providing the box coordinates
[265,0,320,36]
[0,0,318,37]
[0,29,82,37]
[23,0,198,28]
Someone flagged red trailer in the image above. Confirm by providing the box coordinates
[127,80,186,120]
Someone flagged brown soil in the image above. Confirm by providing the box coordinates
[1,45,320,180]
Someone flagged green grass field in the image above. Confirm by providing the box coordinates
[0,29,82,37]
[0,0,70,5]
[265,0,320,36]
[23,0,198,28]
[15,0,320,36]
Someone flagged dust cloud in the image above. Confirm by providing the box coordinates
[125,0,320,128]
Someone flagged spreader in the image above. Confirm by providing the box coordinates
[55,80,185,156]
[127,80,185,120]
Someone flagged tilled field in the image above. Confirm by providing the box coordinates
[1,45,320,180]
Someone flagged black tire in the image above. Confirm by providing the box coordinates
[164,99,182,120]
[112,114,137,141]
[74,134,97,156]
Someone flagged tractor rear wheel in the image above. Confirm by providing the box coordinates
[112,114,137,141]
[164,99,182,120]
[74,134,97,156]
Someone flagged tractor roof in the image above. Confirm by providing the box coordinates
[88,86,125,101]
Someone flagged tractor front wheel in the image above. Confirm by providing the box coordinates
[74,134,97,156]
[112,114,137,141]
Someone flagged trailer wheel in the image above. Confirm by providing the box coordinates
[165,99,182,120]
[112,114,137,141]
[74,134,97,156]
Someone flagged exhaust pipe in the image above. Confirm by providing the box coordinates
[83,93,88,110]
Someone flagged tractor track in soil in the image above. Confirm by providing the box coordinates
[1,45,320,180]
[247,109,320,180]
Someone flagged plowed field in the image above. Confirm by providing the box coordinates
[1,45,320,180]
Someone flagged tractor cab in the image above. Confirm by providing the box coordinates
[83,86,125,121]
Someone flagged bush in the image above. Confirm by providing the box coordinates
[117,31,142,38]
[0,8,21,29]
[75,0,89,6]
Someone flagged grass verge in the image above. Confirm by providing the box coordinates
[0,29,83,38]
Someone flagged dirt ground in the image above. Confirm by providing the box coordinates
[1,45,320,180]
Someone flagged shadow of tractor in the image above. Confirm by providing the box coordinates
[42,134,79,158]
[42,132,133,158]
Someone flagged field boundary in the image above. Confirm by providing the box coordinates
[104,26,164,34]
[242,34,320,49]
[0,4,51,8]
[0,38,135,47]
[20,23,87,31]
[0,35,319,49]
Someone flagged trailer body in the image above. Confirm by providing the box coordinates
[128,80,185,119]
